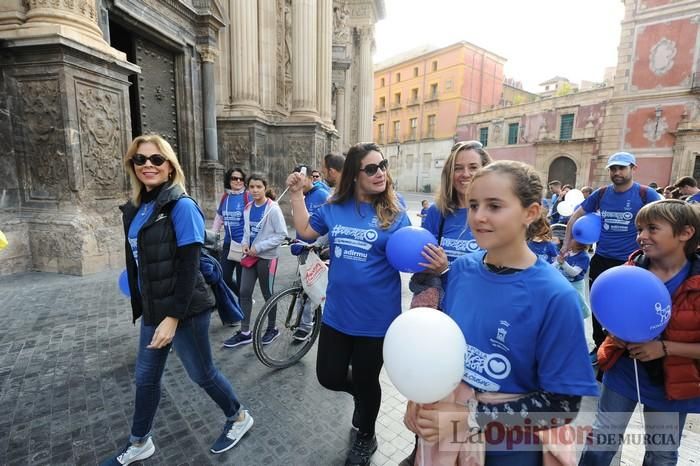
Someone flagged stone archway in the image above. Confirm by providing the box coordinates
[548,156,577,187]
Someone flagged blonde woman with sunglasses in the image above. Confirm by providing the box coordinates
[101,135,253,466]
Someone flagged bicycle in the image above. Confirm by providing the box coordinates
[252,239,325,368]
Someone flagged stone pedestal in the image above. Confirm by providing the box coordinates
[0,37,138,275]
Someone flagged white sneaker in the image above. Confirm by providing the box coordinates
[210,410,254,454]
[100,437,155,466]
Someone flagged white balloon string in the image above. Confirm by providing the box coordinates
[420,436,425,466]
[633,359,646,431]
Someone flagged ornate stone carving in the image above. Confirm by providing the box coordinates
[26,0,97,21]
[333,1,350,44]
[350,3,370,18]
[286,138,312,168]
[197,46,218,63]
[649,38,677,76]
[284,0,292,109]
[18,79,67,198]
[77,84,123,189]
[220,135,249,167]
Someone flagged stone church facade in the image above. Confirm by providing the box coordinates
[0,0,383,275]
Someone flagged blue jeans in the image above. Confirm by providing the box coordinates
[130,311,242,442]
[220,242,242,299]
[579,385,687,466]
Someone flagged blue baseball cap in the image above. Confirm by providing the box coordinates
[605,152,636,168]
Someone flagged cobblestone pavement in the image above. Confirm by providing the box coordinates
[1,196,699,465]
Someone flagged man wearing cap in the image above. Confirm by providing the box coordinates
[561,152,662,356]
[674,176,700,204]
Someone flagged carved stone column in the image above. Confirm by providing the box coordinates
[357,26,373,142]
[335,85,346,148]
[24,0,103,39]
[199,46,219,162]
[258,0,277,112]
[317,0,332,125]
[230,0,260,113]
[290,0,318,119]
[2,0,124,60]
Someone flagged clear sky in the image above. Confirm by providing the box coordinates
[374,0,626,92]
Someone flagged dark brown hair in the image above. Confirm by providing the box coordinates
[331,142,401,229]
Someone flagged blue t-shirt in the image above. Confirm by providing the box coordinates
[217,192,247,244]
[580,183,662,260]
[688,192,700,204]
[292,184,331,255]
[561,250,590,282]
[444,252,598,396]
[247,202,266,244]
[309,199,411,337]
[128,197,205,269]
[419,207,429,228]
[423,205,480,263]
[603,261,700,412]
[527,240,558,264]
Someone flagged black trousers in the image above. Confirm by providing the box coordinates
[588,254,626,350]
[316,323,384,435]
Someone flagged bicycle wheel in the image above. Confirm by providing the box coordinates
[253,286,322,369]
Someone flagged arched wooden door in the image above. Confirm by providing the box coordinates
[548,156,577,187]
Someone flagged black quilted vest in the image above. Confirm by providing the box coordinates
[120,183,215,325]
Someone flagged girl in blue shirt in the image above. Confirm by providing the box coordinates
[224,175,286,348]
[212,168,248,313]
[287,142,410,466]
[527,214,559,264]
[407,161,598,465]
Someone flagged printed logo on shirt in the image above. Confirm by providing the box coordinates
[441,237,481,257]
[223,210,242,226]
[490,320,510,352]
[600,210,634,232]
[464,344,512,391]
[331,224,378,251]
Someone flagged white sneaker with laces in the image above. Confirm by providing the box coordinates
[210,410,254,454]
[101,437,155,466]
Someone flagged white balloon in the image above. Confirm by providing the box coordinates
[383,307,466,403]
[557,201,575,217]
[565,189,585,206]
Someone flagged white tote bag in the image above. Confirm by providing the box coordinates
[299,251,328,307]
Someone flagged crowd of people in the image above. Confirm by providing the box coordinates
[103,133,700,466]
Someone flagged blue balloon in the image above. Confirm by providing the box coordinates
[590,266,671,343]
[118,269,131,298]
[572,213,601,244]
[386,226,438,273]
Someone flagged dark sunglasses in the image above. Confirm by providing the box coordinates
[451,140,483,152]
[132,153,167,166]
[312,174,321,179]
[359,159,389,176]
[231,176,245,182]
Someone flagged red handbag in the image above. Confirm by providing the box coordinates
[240,255,259,268]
